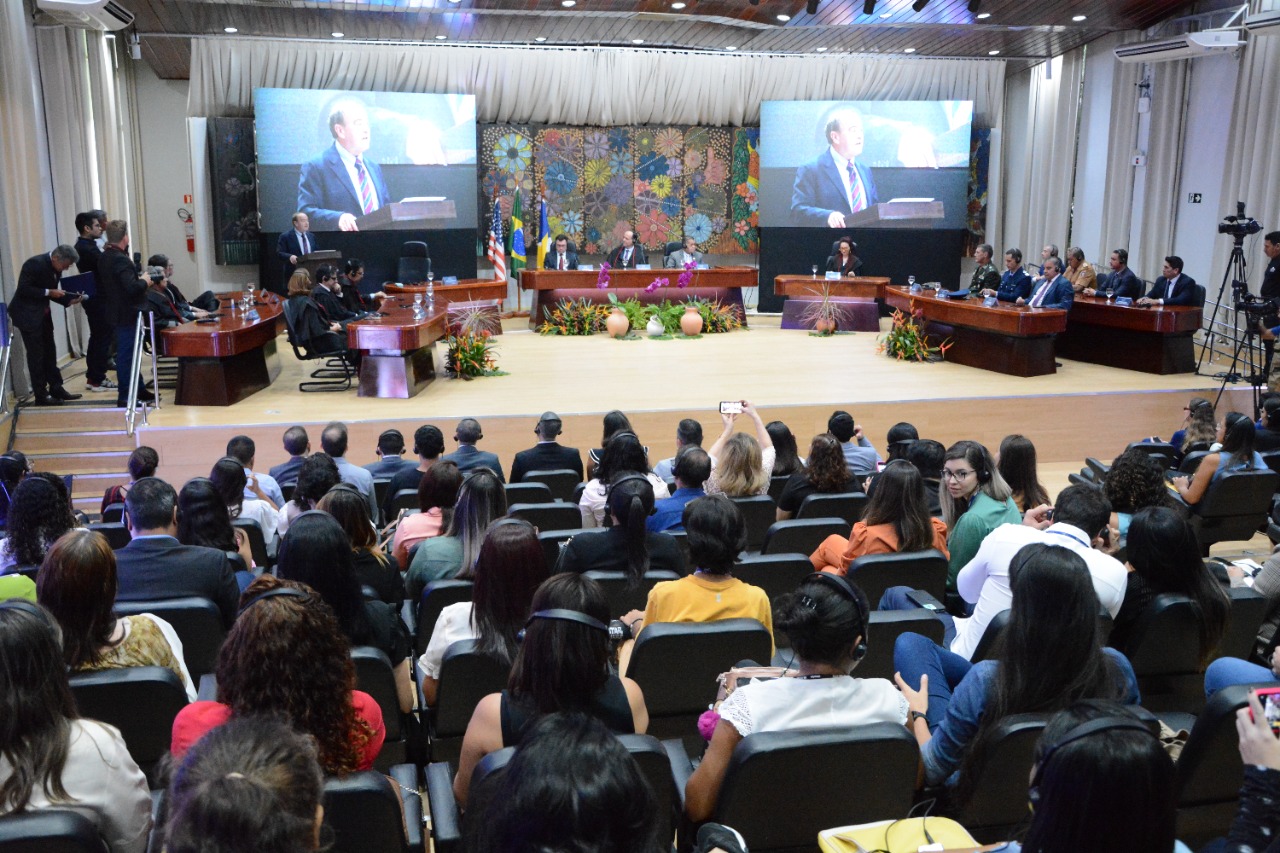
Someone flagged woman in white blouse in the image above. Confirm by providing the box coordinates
[705,401,775,498]
[685,573,908,822]
[578,433,669,528]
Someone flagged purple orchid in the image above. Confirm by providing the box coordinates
[596,262,612,289]
[645,277,670,294]
[677,260,696,289]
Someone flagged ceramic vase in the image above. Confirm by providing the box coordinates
[680,304,704,336]
[606,308,630,338]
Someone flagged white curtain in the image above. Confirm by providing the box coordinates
[188,38,1006,129]
[1096,35,1144,261]
[1133,59,1190,280]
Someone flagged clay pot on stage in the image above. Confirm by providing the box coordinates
[606,308,630,338]
[815,317,837,335]
[681,305,704,336]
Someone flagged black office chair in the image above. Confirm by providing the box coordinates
[396,241,431,283]
[730,495,779,552]
[101,501,126,523]
[862,609,946,681]
[504,482,553,506]
[584,569,680,615]
[231,518,270,568]
[0,810,109,853]
[68,666,189,786]
[733,553,814,605]
[323,766,424,853]
[760,517,847,556]
[538,528,579,570]
[282,298,354,392]
[414,580,473,657]
[522,468,581,502]
[1176,683,1265,847]
[427,639,512,766]
[767,474,790,503]
[86,521,130,550]
[1219,585,1268,662]
[1117,593,1206,714]
[351,646,411,770]
[1191,283,1206,308]
[114,597,225,682]
[508,501,583,531]
[1125,441,1179,471]
[1178,450,1211,476]
[391,488,420,514]
[951,713,1049,843]
[1188,470,1280,555]
[847,548,949,607]
[969,609,1011,663]
[797,492,868,526]
[371,478,392,522]
[663,240,683,261]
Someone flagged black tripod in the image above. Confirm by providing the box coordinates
[1200,237,1262,419]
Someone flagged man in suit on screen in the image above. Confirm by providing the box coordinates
[298,99,392,232]
[791,107,879,228]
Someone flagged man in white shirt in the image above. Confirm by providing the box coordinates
[320,421,378,522]
[950,485,1126,660]
[225,435,285,508]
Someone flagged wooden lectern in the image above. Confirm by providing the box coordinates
[355,200,458,231]
[844,200,945,229]
[298,250,342,280]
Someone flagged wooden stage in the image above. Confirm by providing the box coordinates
[125,313,1257,490]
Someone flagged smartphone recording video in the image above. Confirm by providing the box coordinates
[720,401,744,415]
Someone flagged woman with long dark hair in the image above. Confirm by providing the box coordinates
[453,573,648,806]
[765,420,803,477]
[0,476,77,572]
[939,440,1022,590]
[392,460,461,570]
[1174,411,1268,505]
[177,478,254,572]
[997,434,1050,512]
[580,432,669,527]
[558,473,684,585]
[776,434,858,521]
[586,410,640,480]
[210,457,278,556]
[885,422,919,463]
[276,512,413,713]
[170,576,384,776]
[0,600,151,852]
[277,453,340,537]
[418,518,549,706]
[318,485,401,606]
[407,469,507,597]
[810,459,948,573]
[894,543,1138,799]
[100,446,158,516]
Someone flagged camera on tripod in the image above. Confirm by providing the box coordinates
[1219,201,1263,240]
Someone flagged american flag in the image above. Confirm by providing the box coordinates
[486,199,506,281]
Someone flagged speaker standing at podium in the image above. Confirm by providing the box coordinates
[277,212,319,282]
[790,108,879,229]
[297,99,391,232]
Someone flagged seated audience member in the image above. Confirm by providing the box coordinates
[0,453,26,530]
[939,440,1023,591]
[543,234,579,271]
[825,236,862,277]
[905,439,946,518]
[453,573,649,805]
[115,477,239,625]
[776,434,859,521]
[1103,448,1180,539]
[705,401,775,498]
[170,576,385,775]
[287,270,354,364]
[653,418,703,483]
[894,544,1139,792]
[685,573,907,822]
[364,428,413,479]
[407,469,507,597]
[0,600,150,853]
[38,529,195,699]
[277,453,340,537]
[828,410,880,476]
[580,433,670,527]
[0,573,35,603]
[149,254,214,320]
[338,258,384,314]
[1256,396,1280,452]
[268,425,310,486]
[982,248,1032,302]
[1086,248,1141,299]
[176,479,254,578]
[210,457,279,556]
[810,459,948,574]
[1137,255,1196,307]
[443,417,506,483]
[1064,246,1096,293]
[765,420,804,477]
[163,716,324,853]
[1163,396,1216,456]
[966,243,1000,294]
[997,434,1050,512]
[384,424,446,518]
[225,435,285,508]
[1005,701,1187,853]
[667,235,705,269]
[101,445,158,514]
[587,410,640,480]
[1221,692,1280,851]
[560,474,683,581]
[606,230,648,269]
[392,461,461,571]
[1017,257,1073,310]
[465,712,663,853]
[0,476,77,572]
[318,485,401,606]
[648,448,711,533]
[1108,506,1228,659]
[276,512,413,713]
[884,422,919,463]
[418,518,549,706]
[622,495,770,645]
[1173,411,1268,506]
[320,422,378,520]
[510,411,584,483]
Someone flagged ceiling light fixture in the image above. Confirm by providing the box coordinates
[435,34,447,39]
[904,46,916,52]
[911,0,928,12]
[223,26,238,33]
[561,0,575,6]
[671,1,686,7]
[863,0,876,15]
[988,49,1000,55]
[331,31,344,37]
[1072,14,1086,21]
[535,36,547,41]
[632,38,645,43]
[816,46,827,51]
[777,13,790,21]
[725,45,738,50]
[976,12,990,18]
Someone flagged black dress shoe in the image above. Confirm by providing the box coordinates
[50,389,82,401]
[33,396,61,406]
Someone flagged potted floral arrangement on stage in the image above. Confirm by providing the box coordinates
[537,298,608,336]
[802,281,841,336]
[445,306,506,378]
[878,307,952,362]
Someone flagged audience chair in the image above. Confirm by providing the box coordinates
[14,565,39,583]
[522,468,581,502]
[730,495,779,552]
[0,810,109,853]
[427,639,513,766]
[1263,451,1280,477]
[508,501,583,531]
[323,766,423,853]
[969,609,1011,664]
[68,666,188,786]
[1186,470,1280,555]
[1219,586,1268,662]
[760,517,847,556]
[1083,456,1108,481]
[627,619,772,742]
[371,478,391,522]
[504,481,553,506]
[861,609,946,681]
[101,502,126,523]
[847,548,948,607]
[114,597,225,682]
[390,488,419,514]
[663,240,683,260]
[572,481,587,504]
[414,580,473,658]
[396,241,431,283]
[796,492,868,526]
[584,569,681,616]
[86,521,130,550]
[1118,593,1206,714]
[1125,441,1179,471]
[280,482,295,503]
[538,528,579,570]
[1179,450,1211,476]
[351,646,410,770]
[767,474,789,503]
[666,528,692,574]
[733,553,813,606]
[667,724,919,852]
[1175,683,1263,847]
[231,517,270,568]
[1066,472,1093,489]
[282,299,354,392]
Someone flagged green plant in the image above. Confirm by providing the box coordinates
[695,299,745,334]
[877,307,952,362]
[800,281,840,335]
[445,330,503,378]
[537,298,608,336]
[608,293,652,330]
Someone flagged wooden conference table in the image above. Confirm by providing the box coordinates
[159,294,284,406]
[773,275,892,300]
[521,267,755,329]
[384,278,507,304]
[347,294,447,398]
[1057,295,1202,374]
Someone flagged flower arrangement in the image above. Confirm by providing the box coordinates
[538,298,608,336]
[877,307,952,362]
[595,262,612,289]
[445,306,505,378]
[602,295,743,336]
[800,281,841,336]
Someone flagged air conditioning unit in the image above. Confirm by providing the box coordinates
[1244,9,1280,37]
[1114,29,1242,63]
[36,0,134,31]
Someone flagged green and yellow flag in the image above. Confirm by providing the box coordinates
[509,188,526,272]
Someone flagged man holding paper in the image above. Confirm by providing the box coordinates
[12,245,84,405]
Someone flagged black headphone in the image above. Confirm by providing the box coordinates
[377,429,404,449]
[0,598,56,631]
[803,573,869,662]
[237,585,310,618]
[516,607,618,644]
[535,414,562,436]
[606,473,657,517]
[1028,717,1157,808]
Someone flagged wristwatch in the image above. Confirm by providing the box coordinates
[909,710,928,725]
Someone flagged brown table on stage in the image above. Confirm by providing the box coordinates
[1057,296,1202,374]
[159,294,284,406]
[773,275,891,300]
[346,295,447,399]
[385,278,507,304]
[884,286,1068,377]
[520,267,755,329]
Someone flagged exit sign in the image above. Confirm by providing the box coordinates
[1188,193,1203,203]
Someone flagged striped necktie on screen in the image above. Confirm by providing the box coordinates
[847,163,867,213]
[354,158,376,214]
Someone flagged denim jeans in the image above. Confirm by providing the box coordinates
[1204,656,1276,697]
[893,631,974,729]
[879,585,957,648]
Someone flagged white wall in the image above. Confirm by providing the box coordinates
[1071,32,1124,261]
[133,63,197,285]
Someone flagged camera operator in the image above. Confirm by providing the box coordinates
[1258,232,1280,379]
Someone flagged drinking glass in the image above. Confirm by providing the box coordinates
[426,271,435,304]
[1105,286,1114,302]
[811,265,819,278]
[908,275,917,287]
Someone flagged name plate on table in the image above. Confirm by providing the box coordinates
[983,296,998,308]
[636,264,651,270]
[1115,297,1134,307]
[579,264,593,271]
[825,271,841,280]
[697,264,709,270]
[442,276,459,285]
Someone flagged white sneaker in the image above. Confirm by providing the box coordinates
[86,379,119,391]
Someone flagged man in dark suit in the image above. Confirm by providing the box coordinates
[277,212,318,282]
[790,108,879,228]
[114,477,239,626]
[986,248,1032,302]
[510,412,584,483]
[12,246,84,405]
[384,424,445,518]
[442,418,505,483]
[73,211,114,393]
[1138,256,1196,307]
[1087,248,1142,300]
[98,220,153,407]
[665,236,705,269]
[1018,257,1073,310]
[606,230,648,269]
[269,425,310,486]
[310,264,359,327]
[364,429,416,479]
[298,99,391,232]
[543,235,579,270]
[1258,232,1280,378]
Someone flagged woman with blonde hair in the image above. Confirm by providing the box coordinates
[286,268,313,297]
[705,401,775,498]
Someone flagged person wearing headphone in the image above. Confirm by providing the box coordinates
[559,473,683,582]
[452,573,649,808]
[337,258,385,315]
[684,573,906,823]
[364,429,414,479]
[646,447,711,533]
[509,411,584,483]
[938,440,1023,593]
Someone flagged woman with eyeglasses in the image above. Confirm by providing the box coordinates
[939,441,1022,592]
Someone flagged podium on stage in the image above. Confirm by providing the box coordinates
[298,250,342,279]
[845,199,945,228]
[355,199,458,231]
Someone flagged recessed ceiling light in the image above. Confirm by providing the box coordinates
[777,13,790,20]
[879,11,891,17]
[816,46,828,51]
[671,2,686,7]
[632,38,645,43]
[331,32,344,38]
[1072,14,1086,21]
[988,49,1000,55]
[223,26,238,33]
[725,45,738,50]
[903,47,916,53]
[561,0,576,6]
[535,36,547,41]
[435,34,447,39]
[975,11,990,18]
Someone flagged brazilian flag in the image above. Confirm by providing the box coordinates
[509,188,526,272]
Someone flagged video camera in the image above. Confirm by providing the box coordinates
[1219,201,1263,240]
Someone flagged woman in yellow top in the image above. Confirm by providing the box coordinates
[809,460,948,574]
